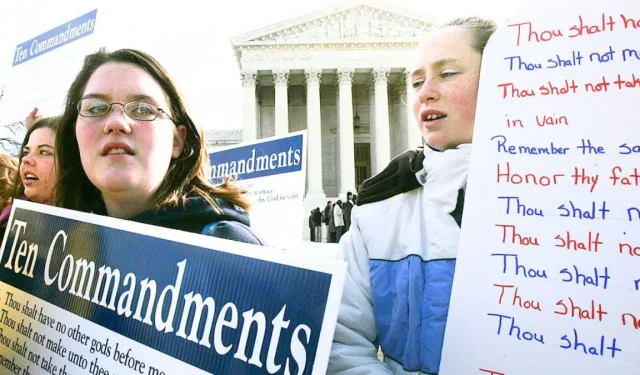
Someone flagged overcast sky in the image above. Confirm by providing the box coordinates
[0,0,526,130]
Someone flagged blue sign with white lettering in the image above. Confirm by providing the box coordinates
[0,202,341,374]
[209,134,303,184]
[12,9,98,66]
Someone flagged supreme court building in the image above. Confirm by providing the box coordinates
[231,0,433,206]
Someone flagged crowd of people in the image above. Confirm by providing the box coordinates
[308,191,356,243]
[0,15,496,374]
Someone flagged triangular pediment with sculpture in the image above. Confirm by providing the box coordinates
[233,2,436,45]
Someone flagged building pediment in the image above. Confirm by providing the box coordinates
[232,0,437,46]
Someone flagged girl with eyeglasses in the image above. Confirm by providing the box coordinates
[55,48,264,245]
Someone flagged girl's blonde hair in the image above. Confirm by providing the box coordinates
[440,16,497,55]
[0,153,18,211]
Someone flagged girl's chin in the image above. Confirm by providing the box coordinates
[423,134,448,151]
[424,134,471,151]
[24,192,48,204]
[94,177,139,193]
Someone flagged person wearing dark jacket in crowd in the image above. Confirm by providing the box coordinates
[308,209,316,242]
[343,191,354,232]
[54,48,264,244]
[312,207,322,242]
[322,200,332,242]
[328,202,336,243]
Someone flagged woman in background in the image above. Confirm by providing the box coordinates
[0,117,59,232]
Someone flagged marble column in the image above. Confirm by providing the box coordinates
[368,82,376,174]
[404,69,423,148]
[241,70,258,142]
[337,68,356,197]
[305,69,325,198]
[273,69,289,136]
[373,68,391,174]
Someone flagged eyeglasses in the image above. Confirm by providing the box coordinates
[76,98,174,122]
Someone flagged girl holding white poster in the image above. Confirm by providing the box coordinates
[329,17,497,374]
[54,48,264,245]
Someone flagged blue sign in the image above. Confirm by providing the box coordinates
[209,134,303,184]
[0,202,340,374]
[12,9,98,67]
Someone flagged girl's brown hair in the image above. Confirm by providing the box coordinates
[55,48,249,215]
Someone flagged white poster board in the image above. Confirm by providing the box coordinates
[209,131,307,250]
[0,1,245,147]
[0,6,102,144]
[440,0,640,374]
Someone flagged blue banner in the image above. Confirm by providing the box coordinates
[0,203,334,374]
[209,134,303,184]
[12,9,98,67]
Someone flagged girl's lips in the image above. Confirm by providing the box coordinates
[420,109,447,128]
[22,171,39,184]
[420,109,446,120]
[104,153,134,161]
[422,115,447,128]
[101,142,135,156]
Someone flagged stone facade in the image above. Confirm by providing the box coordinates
[229,0,433,238]
[252,78,412,197]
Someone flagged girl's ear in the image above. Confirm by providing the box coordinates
[172,125,187,158]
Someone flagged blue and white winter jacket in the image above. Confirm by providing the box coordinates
[329,145,470,374]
